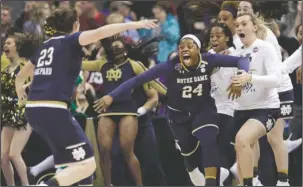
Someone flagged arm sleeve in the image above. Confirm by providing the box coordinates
[251,44,281,88]
[109,63,170,100]
[129,60,167,95]
[284,46,302,74]
[82,58,107,71]
[203,53,250,72]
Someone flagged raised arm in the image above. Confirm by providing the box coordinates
[203,53,250,72]
[284,46,302,74]
[109,63,170,100]
[78,20,158,46]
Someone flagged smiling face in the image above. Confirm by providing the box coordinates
[210,26,229,53]
[178,39,199,67]
[3,37,17,59]
[237,1,254,15]
[236,14,257,46]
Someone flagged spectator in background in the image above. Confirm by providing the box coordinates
[140,1,180,64]
[106,12,139,43]
[23,2,51,36]
[14,1,37,32]
[79,1,105,30]
[1,6,12,49]
[111,1,137,21]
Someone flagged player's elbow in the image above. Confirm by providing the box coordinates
[78,31,102,46]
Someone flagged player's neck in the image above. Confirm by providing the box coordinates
[114,57,127,66]
[243,35,257,48]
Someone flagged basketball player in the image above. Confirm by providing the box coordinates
[229,13,283,186]
[15,8,158,186]
[94,34,250,186]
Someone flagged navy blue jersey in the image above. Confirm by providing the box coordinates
[28,33,84,102]
[109,53,249,113]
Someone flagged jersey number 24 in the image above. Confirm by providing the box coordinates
[37,47,54,67]
[182,84,203,98]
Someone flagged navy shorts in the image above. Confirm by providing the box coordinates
[25,107,94,168]
[100,100,137,117]
[232,108,280,143]
[167,103,218,156]
[278,89,294,119]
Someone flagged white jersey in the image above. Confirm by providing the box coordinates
[235,39,281,110]
[209,48,237,117]
[284,46,302,74]
[265,28,293,92]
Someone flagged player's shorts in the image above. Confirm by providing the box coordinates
[100,100,137,117]
[166,103,218,156]
[278,89,294,119]
[232,108,280,143]
[25,106,94,168]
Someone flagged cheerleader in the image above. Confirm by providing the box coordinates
[1,33,39,186]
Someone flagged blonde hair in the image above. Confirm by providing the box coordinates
[106,12,124,24]
[237,12,267,40]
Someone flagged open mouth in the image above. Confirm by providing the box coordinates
[182,54,191,63]
[4,49,10,55]
[212,43,219,48]
[239,33,245,38]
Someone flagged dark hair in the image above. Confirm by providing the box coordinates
[7,32,43,60]
[258,1,288,20]
[240,1,259,13]
[220,1,239,18]
[210,23,234,48]
[45,8,78,35]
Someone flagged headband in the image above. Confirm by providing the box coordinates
[181,34,201,49]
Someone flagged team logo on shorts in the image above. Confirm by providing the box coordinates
[266,118,274,131]
[280,103,293,119]
[72,147,86,161]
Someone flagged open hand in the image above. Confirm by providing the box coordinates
[232,70,252,86]
[135,19,159,29]
[93,95,113,114]
[227,83,242,100]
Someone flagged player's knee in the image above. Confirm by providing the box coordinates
[8,151,21,161]
[235,133,250,151]
[98,138,113,153]
[120,143,135,159]
[194,125,218,147]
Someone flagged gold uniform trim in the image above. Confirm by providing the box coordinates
[26,100,68,108]
[100,112,138,117]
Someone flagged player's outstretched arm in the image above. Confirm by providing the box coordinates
[93,63,169,113]
[284,46,302,74]
[78,20,158,46]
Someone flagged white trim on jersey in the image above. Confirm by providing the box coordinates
[44,36,66,43]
